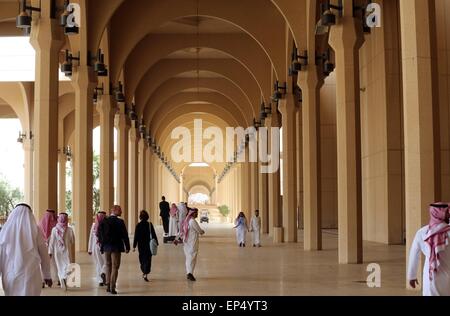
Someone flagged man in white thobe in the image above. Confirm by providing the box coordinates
[0,204,52,296]
[177,202,188,241]
[234,212,248,247]
[178,208,204,281]
[408,203,450,296]
[48,213,75,290]
[250,210,262,247]
[88,211,107,286]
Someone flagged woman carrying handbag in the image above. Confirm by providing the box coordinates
[133,210,159,282]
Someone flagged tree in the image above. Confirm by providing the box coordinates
[0,175,24,218]
[92,152,100,214]
[64,152,101,216]
[218,205,230,218]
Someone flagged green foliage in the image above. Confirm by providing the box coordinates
[64,152,100,216]
[92,152,100,214]
[218,205,230,217]
[0,175,24,218]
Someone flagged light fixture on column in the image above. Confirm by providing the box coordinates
[17,131,27,143]
[315,0,343,35]
[93,83,104,104]
[113,82,125,103]
[291,45,308,74]
[63,146,73,162]
[92,49,108,77]
[60,0,79,35]
[272,81,287,102]
[16,0,41,30]
[294,85,303,103]
[146,134,152,146]
[316,50,335,77]
[128,104,138,122]
[60,50,80,77]
[138,117,146,136]
[253,118,262,130]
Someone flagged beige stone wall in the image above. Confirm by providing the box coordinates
[435,0,450,201]
[360,0,404,244]
[320,73,338,229]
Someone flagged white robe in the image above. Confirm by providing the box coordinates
[88,224,106,283]
[169,215,178,237]
[235,218,248,245]
[183,218,205,275]
[178,203,187,235]
[48,226,75,282]
[407,225,450,296]
[250,216,261,245]
[0,205,51,296]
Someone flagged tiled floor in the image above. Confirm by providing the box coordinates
[2,224,419,296]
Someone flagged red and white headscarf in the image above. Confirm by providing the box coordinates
[38,209,58,242]
[424,203,450,280]
[55,213,69,250]
[94,212,106,244]
[180,209,196,241]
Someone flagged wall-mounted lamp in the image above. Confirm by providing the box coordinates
[112,82,125,103]
[60,50,80,77]
[93,83,104,104]
[128,104,138,121]
[272,81,287,102]
[138,118,146,136]
[316,50,335,77]
[291,46,308,74]
[315,0,343,35]
[92,49,108,77]
[16,0,41,30]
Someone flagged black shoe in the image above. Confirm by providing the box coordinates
[243,243,246,247]
[62,279,67,291]
[106,286,111,293]
[187,274,196,281]
[42,282,45,289]
[57,281,61,287]
[111,289,118,295]
[253,244,256,247]
[99,282,104,287]
[101,273,106,284]
[239,243,242,247]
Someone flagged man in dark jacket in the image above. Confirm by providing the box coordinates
[97,205,130,295]
[159,196,170,236]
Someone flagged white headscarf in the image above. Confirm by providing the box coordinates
[0,204,40,278]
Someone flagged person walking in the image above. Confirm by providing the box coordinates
[48,213,75,290]
[159,196,170,237]
[234,212,249,247]
[0,204,53,296]
[97,205,130,295]
[133,210,158,282]
[250,210,262,247]
[38,209,59,287]
[177,208,205,281]
[88,211,107,287]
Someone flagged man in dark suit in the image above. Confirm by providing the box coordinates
[159,196,170,236]
[97,205,130,295]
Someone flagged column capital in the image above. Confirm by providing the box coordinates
[278,94,297,117]
[71,65,97,91]
[328,17,364,52]
[96,95,116,114]
[22,138,34,152]
[297,65,319,90]
[30,18,64,52]
[115,112,131,130]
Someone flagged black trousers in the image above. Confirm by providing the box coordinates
[162,216,169,234]
[138,250,152,275]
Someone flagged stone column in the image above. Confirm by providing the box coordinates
[58,151,66,212]
[241,161,251,218]
[400,0,438,284]
[299,67,322,250]
[128,121,138,232]
[180,174,185,202]
[329,0,364,263]
[30,4,63,219]
[258,164,269,234]
[279,94,298,243]
[138,135,147,211]
[115,107,129,227]
[145,146,152,215]
[265,113,282,240]
[97,95,115,212]
[250,160,259,212]
[23,138,34,207]
[72,65,96,252]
